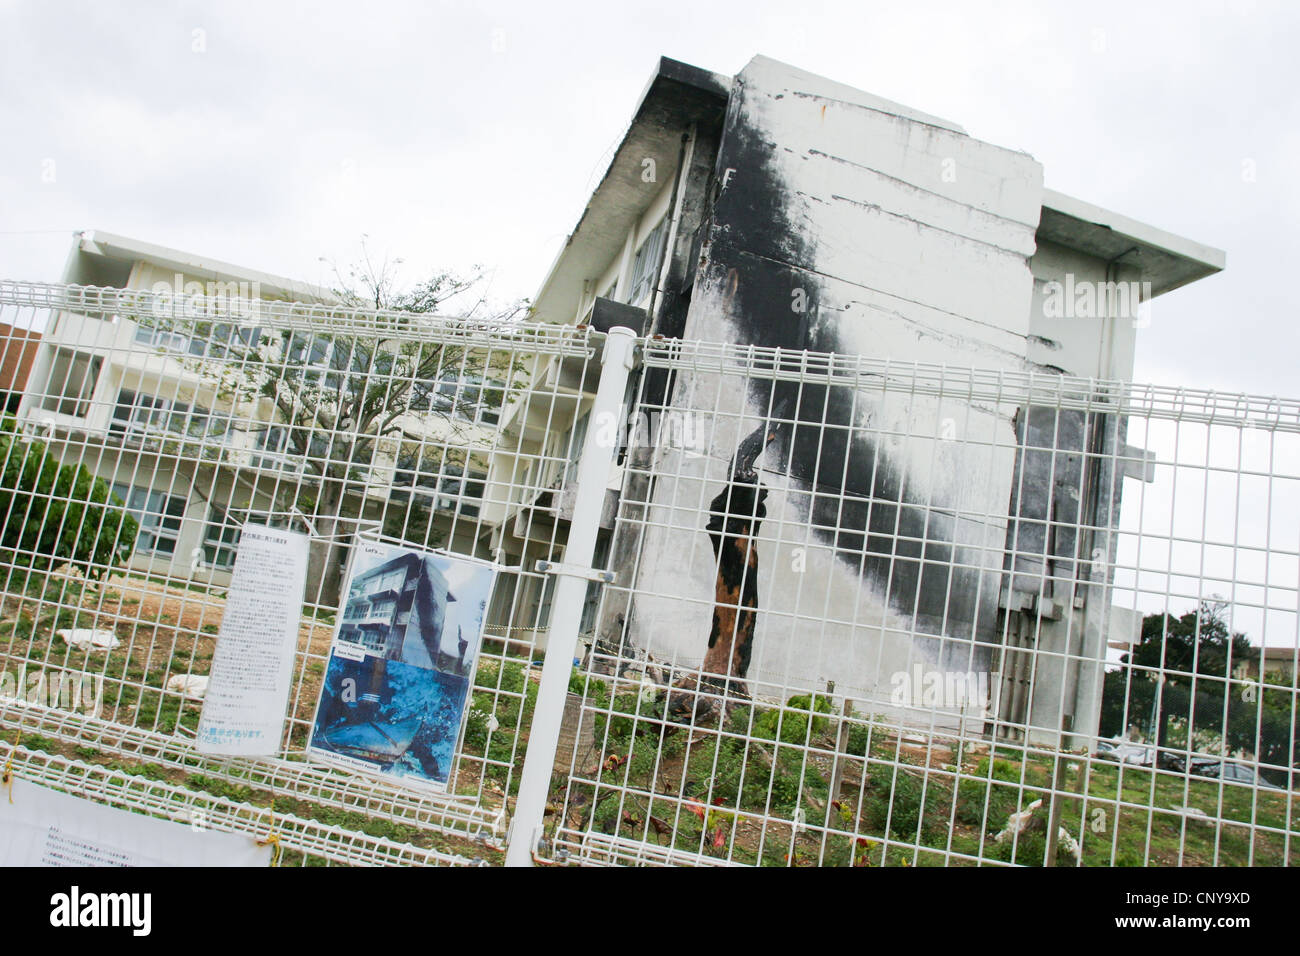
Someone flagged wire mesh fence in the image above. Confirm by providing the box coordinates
[0,281,1295,866]
[0,281,602,866]
[546,339,1300,867]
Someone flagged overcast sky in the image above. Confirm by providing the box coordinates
[1,0,1296,397]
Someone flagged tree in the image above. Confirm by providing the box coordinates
[132,242,527,606]
[0,417,138,581]
[1099,599,1296,771]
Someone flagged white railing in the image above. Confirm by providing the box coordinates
[0,282,1295,868]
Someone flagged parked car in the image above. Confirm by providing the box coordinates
[1188,759,1284,790]
[1093,742,1155,766]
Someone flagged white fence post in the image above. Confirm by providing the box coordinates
[505,326,637,866]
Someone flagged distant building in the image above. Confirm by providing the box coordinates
[1234,646,1297,686]
[18,230,495,588]
[0,323,40,413]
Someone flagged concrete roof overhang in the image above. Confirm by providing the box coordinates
[529,57,730,326]
[1037,188,1226,298]
[70,230,339,304]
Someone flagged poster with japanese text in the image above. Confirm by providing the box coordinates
[0,779,271,867]
[306,542,495,792]
[197,524,309,756]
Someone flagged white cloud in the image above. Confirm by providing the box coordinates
[0,0,1294,399]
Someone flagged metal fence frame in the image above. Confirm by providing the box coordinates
[0,282,1295,867]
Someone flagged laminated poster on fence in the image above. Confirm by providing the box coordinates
[197,524,310,756]
[0,778,271,867]
[307,541,496,793]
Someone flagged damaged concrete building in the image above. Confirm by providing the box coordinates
[485,55,1224,746]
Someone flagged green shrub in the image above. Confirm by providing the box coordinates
[975,756,1020,783]
[867,765,931,838]
[593,691,656,749]
[954,777,1018,830]
[461,690,496,751]
[846,722,873,757]
[989,827,1047,865]
[703,736,827,817]
[567,668,589,696]
[753,693,834,745]
[0,418,137,580]
[955,778,990,827]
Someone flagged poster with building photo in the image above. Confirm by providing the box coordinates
[307,541,495,792]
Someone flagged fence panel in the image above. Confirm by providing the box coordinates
[0,281,602,866]
[544,339,1299,866]
[2,282,1296,867]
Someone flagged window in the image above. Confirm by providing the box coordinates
[136,319,262,359]
[111,389,186,439]
[627,215,668,306]
[256,425,289,454]
[392,450,487,518]
[41,349,102,417]
[187,322,262,359]
[414,371,468,416]
[413,371,504,425]
[286,333,341,387]
[437,471,486,518]
[110,389,227,445]
[111,483,186,556]
[202,505,290,569]
[473,378,505,426]
[366,569,404,594]
[134,322,189,352]
[249,424,326,470]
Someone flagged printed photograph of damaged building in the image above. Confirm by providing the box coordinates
[308,543,494,790]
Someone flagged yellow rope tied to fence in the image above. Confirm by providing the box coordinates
[256,792,282,867]
[2,726,19,804]
[257,830,283,867]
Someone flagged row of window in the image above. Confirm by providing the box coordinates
[409,373,503,426]
[105,487,282,566]
[342,603,412,625]
[110,483,187,557]
[105,478,487,566]
[520,411,590,502]
[201,504,291,569]
[41,337,506,431]
[135,324,506,427]
[626,215,669,307]
[109,388,235,444]
[134,320,260,360]
[390,455,488,519]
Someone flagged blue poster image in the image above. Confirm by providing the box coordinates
[308,541,496,792]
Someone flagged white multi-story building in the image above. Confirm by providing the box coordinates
[19,230,496,588]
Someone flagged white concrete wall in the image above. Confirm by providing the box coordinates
[1027,239,1141,381]
[632,56,1046,708]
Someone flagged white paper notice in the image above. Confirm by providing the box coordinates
[0,779,270,866]
[197,524,310,756]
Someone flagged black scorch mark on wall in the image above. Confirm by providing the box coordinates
[666,412,780,719]
[700,99,988,648]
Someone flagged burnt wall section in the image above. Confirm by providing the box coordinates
[632,56,1045,702]
[1005,406,1090,604]
[1001,401,1128,744]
